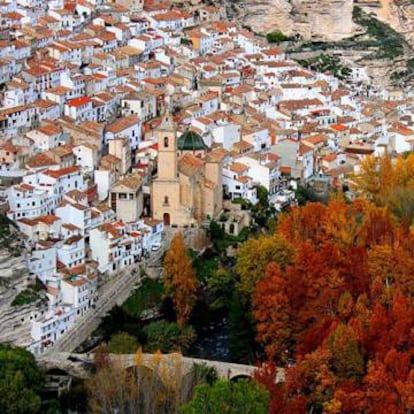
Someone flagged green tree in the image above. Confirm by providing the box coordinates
[328,324,365,380]
[107,332,139,354]
[256,185,269,207]
[122,277,164,318]
[251,185,277,228]
[180,379,269,414]
[0,344,44,414]
[295,184,319,206]
[144,321,196,353]
[209,220,225,241]
[266,30,289,43]
[189,363,219,386]
[207,267,234,312]
[229,292,257,363]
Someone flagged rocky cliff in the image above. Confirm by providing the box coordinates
[241,0,356,41]
[236,0,414,45]
[361,0,414,45]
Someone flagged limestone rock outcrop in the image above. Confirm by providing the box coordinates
[359,0,414,45]
[241,0,356,41]
[237,0,414,45]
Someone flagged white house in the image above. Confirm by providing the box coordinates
[26,124,62,152]
[222,161,258,203]
[7,183,54,221]
[150,10,194,31]
[30,306,76,355]
[55,200,91,236]
[73,143,99,173]
[17,215,61,242]
[389,124,414,154]
[21,166,86,210]
[121,91,157,121]
[241,125,271,152]
[57,235,85,269]
[0,104,36,137]
[95,168,116,201]
[27,241,57,283]
[238,152,281,197]
[61,272,98,316]
[109,175,143,222]
[64,96,95,123]
[90,223,133,273]
[105,114,142,150]
[48,41,82,65]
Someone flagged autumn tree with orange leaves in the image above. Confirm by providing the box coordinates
[248,189,414,413]
[164,233,197,326]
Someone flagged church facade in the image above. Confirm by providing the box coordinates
[151,115,223,227]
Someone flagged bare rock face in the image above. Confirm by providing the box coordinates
[359,0,414,45]
[239,0,414,45]
[242,0,356,41]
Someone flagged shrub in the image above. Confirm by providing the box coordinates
[266,30,289,43]
[11,289,40,307]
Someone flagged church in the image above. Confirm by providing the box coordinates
[151,115,223,227]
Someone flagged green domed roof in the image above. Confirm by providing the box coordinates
[177,130,207,151]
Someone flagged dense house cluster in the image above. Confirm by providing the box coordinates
[1,0,413,354]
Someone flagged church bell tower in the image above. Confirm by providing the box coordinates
[156,114,177,180]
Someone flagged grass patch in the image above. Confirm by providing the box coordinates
[297,54,352,80]
[122,277,164,318]
[189,249,219,283]
[12,289,40,306]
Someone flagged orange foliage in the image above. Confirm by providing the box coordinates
[249,198,414,413]
[163,233,197,326]
[252,263,291,362]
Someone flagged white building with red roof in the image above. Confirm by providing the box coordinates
[6,183,53,221]
[64,96,95,122]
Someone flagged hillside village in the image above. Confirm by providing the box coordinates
[0,0,413,355]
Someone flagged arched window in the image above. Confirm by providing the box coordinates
[164,196,169,205]
[164,137,169,148]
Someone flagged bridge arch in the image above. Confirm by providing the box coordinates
[229,374,252,382]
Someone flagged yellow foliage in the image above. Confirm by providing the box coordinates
[235,234,294,300]
[323,398,342,414]
[352,154,414,227]
[134,347,143,367]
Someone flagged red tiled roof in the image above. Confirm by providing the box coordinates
[44,166,80,178]
[67,96,92,107]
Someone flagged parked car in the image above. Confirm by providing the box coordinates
[151,243,161,251]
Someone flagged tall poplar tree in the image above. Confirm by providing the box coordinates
[164,233,197,326]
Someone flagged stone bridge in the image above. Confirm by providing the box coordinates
[38,352,284,382]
